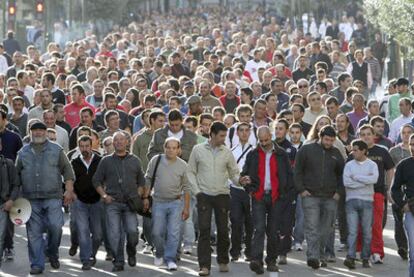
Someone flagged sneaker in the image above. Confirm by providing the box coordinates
[30,267,43,275]
[398,248,408,260]
[278,255,287,265]
[326,255,336,263]
[294,243,303,251]
[50,259,60,269]
[143,245,153,254]
[112,265,124,272]
[371,253,383,264]
[338,243,347,252]
[344,257,356,269]
[154,257,164,267]
[218,263,229,272]
[81,262,92,270]
[231,255,240,262]
[105,253,113,261]
[4,249,14,260]
[198,267,210,276]
[249,260,264,274]
[128,255,136,267]
[183,245,192,255]
[362,259,371,268]
[167,261,177,271]
[307,259,320,269]
[267,264,279,272]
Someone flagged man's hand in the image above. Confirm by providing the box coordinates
[387,191,395,205]
[2,200,13,212]
[239,176,251,186]
[103,195,113,204]
[142,198,150,212]
[64,190,76,206]
[403,203,411,213]
[333,192,340,201]
[300,190,311,197]
[182,208,190,221]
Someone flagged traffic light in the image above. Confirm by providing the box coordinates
[36,0,44,13]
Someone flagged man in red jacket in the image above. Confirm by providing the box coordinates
[240,126,295,274]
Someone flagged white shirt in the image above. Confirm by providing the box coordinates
[264,148,273,191]
[245,59,269,82]
[389,113,414,143]
[168,129,184,140]
[230,143,253,189]
[0,55,8,75]
[54,125,69,152]
[80,153,94,170]
[225,122,257,149]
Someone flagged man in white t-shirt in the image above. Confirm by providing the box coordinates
[245,49,268,82]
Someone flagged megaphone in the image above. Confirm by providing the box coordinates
[9,198,32,225]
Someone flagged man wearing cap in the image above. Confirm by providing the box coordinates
[388,78,413,123]
[16,122,75,275]
[199,80,222,114]
[170,52,190,78]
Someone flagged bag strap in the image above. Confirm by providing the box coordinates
[237,145,252,164]
[229,127,235,148]
[150,154,162,191]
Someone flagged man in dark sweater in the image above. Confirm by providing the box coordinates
[391,133,414,277]
[71,135,102,270]
[294,125,344,269]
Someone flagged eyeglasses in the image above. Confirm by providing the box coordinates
[298,85,308,89]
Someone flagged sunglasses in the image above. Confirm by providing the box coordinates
[298,85,308,88]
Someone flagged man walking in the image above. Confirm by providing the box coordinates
[144,138,190,271]
[294,125,345,269]
[241,126,294,274]
[71,135,102,270]
[16,122,75,275]
[187,121,241,276]
[343,139,379,269]
[93,132,146,272]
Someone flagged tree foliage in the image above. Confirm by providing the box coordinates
[364,0,414,56]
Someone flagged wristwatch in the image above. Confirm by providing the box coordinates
[102,194,108,199]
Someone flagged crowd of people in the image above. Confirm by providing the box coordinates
[0,5,413,277]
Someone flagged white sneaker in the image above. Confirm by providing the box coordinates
[143,245,153,254]
[338,243,347,252]
[294,243,303,251]
[154,257,164,267]
[371,253,383,264]
[183,245,192,254]
[167,261,177,271]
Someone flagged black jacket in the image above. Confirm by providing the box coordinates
[0,155,19,205]
[71,154,102,204]
[294,142,344,198]
[241,143,295,202]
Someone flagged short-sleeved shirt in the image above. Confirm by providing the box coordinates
[363,145,394,194]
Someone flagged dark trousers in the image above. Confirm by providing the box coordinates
[392,203,408,250]
[4,219,14,250]
[338,186,348,244]
[197,193,230,270]
[251,194,282,265]
[277,197,295,257]
[230,187,252,258]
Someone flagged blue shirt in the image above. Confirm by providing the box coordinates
[0,129,23,161]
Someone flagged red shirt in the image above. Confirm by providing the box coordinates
[64,101,96,128]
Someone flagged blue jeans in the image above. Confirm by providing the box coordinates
[180,196,196,248]
[105,202,138,266]
[152,199,183,262]
[0,209,8,263]
[346,199,373,260]
[293,195,304,244]
[302,196,337,261]
[404,211,414,276]
[26,199,64,270]
[73,199,103,263]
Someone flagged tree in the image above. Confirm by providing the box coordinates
[364,0,414,57]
